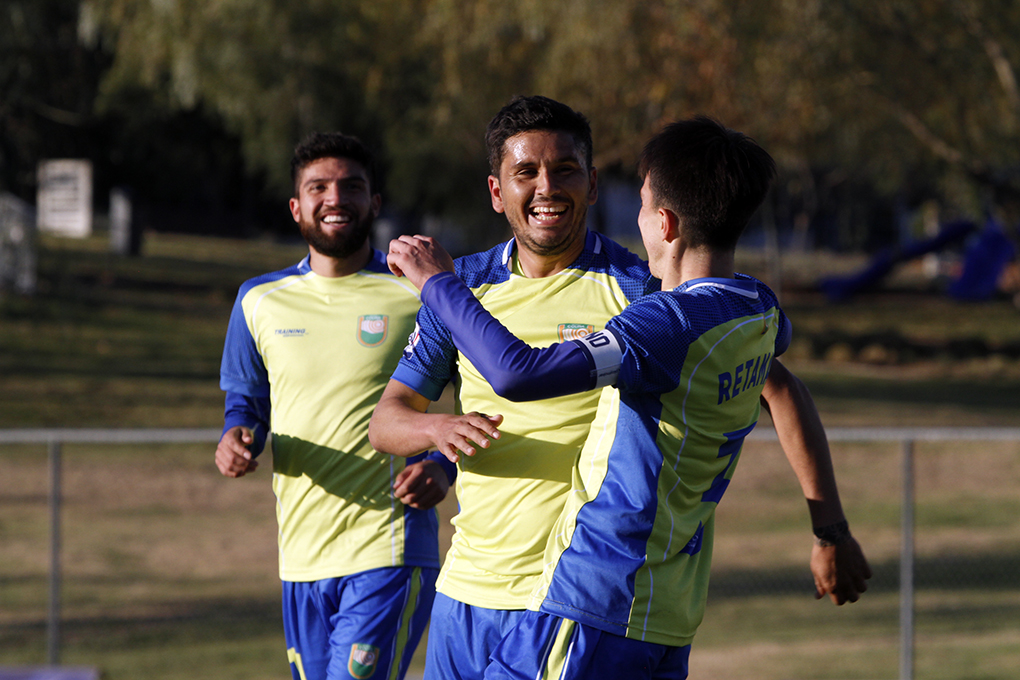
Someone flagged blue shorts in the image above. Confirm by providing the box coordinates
[282,566,438,680]
[484,610,690,680]
[423,593,526,680]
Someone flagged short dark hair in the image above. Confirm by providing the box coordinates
[290,132,378,196]
[638,116,775,251]
[485,96,593,176]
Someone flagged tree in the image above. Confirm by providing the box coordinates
[0,0,108,200]
[84,0,1020,245]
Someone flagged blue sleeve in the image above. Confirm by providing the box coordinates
[419,273,616,401]
[774,308,792,356]
[390,303,457,402]
[219,287,270,456]
[419,451,458,484]
[223,391,270,456]
[219,289,270,397]
[753,277,792,357]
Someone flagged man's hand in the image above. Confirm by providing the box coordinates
[215,426,259,478]
[428,412,504,463]
[387,235,455,290]
[810,537,872,605]
[393,459,451,509]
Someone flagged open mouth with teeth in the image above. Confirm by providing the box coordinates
[319,212,354,227]
[529,205,569,224]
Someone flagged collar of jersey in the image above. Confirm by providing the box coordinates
[676,276,759,299]
[296,248,389,278]
[500,230,603,273]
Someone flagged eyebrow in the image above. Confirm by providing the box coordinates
[302,175,368,188]
[508,155,583,171]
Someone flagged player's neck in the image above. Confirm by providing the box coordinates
[660,247,734,290]
[514,234,586,279]
[308,242,372,278]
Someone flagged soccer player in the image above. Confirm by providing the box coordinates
[387,117,872,679]
[368,96,657,679]
[215,132,452,680]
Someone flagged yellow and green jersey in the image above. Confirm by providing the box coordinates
[413,271,790,645]
[220,251,440,582]
[391,232,655,609]
[530,276,789,645]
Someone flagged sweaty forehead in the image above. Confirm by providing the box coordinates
[500,130,586,171]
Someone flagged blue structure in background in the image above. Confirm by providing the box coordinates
[819,218,1017,302]
[948,220,1017,301]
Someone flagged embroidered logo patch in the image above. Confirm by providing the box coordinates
[558,323,594,342]
[357,315,389,347]
[348,643,380,679]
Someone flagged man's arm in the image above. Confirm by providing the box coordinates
[387,235,609,401]
[760,359,872,605]
[369,379,503,463]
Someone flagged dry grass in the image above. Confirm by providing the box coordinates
[2,233,1019,678]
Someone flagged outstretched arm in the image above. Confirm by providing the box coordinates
[369,379,503,463]
[760,360,872,605]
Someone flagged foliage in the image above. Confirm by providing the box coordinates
[0,0,109,197]
[6,1,1020,243]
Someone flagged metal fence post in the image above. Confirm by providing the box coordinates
[900,438,915,680]
[47,439,63,665]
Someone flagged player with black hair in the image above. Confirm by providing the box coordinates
[370,96,656,680]
[387,116,871,679]
[217,132,451,680]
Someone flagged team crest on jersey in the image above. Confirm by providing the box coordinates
[558,323,594,342]
[357,315,389,347]
[348,643,379,679]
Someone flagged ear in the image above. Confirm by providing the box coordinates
[587,166,598,205]
[370,193,382,218]
[660,208,681,243]
[289,197,301,224]
[488,175,506,214]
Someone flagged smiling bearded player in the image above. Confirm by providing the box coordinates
[215,132,452,680]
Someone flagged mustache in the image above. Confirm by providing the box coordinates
[315,207,357,220]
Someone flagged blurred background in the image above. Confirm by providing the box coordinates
[2,1,1019,679]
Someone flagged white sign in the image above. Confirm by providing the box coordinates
[37,159,93,238]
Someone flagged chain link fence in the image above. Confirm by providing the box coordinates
[2,428,1019,680]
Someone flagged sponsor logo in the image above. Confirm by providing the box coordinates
[557,323,594,342]
[357,314,389,347]
[348,643,380,679]
[275,328,307,337]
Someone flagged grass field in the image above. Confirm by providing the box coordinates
[1,232,1019,679]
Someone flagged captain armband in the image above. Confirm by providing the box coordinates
[575,329,623,389]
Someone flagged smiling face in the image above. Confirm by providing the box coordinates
[488,130,597,264]
[289,156,381,261]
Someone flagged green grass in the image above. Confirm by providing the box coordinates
[2,233,1019,679]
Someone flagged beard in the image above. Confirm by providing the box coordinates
[509,205,588,258]
[299,209,374,259]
